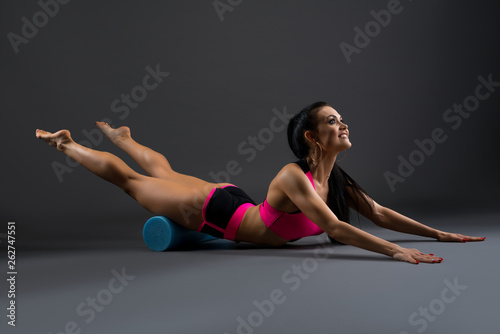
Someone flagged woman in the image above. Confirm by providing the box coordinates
[35,101,485,264]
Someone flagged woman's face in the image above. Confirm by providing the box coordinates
[313,106,351,153]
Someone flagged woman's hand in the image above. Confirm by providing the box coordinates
[391,246,443,264]
[437,231,486,242]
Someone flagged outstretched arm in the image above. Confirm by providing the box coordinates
[347,188,486,243]
[276,165,442,264]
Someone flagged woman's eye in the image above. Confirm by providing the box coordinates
[329,119,336,124]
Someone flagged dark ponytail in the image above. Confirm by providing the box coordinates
[287,102,326,160]
[287,102,373,242]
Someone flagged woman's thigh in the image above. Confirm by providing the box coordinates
[125,174,220,230]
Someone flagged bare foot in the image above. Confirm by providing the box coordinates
[35,129,73,152]
[95,121,131,145]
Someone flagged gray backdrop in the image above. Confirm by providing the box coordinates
[1,0,499,246]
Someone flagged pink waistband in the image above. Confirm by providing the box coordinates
[224,202,254,240]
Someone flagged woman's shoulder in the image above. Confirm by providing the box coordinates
[274,161,309,185]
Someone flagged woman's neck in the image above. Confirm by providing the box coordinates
[309,152,338,186]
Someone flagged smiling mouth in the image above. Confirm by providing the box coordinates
[339,133,348,139]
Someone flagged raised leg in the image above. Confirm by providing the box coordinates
[95,122,171,177]
[36,129,140,188]
[95,122,211,189]
[35,128,214,229]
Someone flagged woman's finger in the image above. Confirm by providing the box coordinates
[415,253,443,264]
[462,236,486,242]
[394,249,443,264]
[426,255,443,263]
[439,232,486,242]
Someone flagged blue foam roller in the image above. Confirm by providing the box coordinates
[143,216,217,251]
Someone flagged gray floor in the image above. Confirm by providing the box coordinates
[4,211,499,334]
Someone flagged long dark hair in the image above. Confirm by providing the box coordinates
[287,101,372,242]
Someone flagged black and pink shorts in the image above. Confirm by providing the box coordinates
[197,185,256,241]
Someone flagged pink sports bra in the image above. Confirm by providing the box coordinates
[259,160,324,240]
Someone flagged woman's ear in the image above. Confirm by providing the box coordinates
[304,130,315,144]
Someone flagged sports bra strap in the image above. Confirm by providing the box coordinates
[294,160,315,190]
